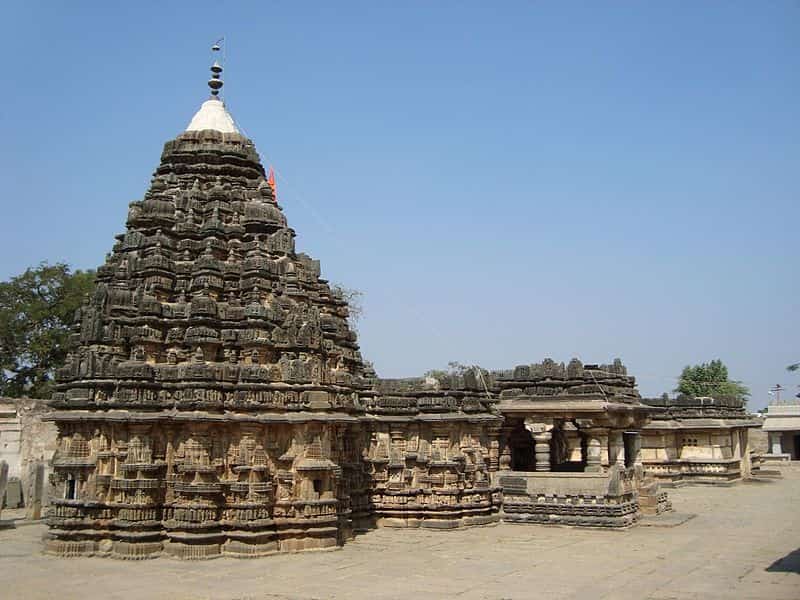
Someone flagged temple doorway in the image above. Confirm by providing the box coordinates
[509,420,534,471]
[65,475,77,500]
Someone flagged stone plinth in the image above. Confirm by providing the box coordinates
[494,467,641,527]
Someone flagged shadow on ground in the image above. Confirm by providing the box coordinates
[766,548,800,573]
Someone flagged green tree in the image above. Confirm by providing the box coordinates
[674,359,749,400]
[0,263,95,398]
[424,361,470,381]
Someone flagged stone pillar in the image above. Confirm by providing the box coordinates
[524,420,553,473]
[731,429,742,460]
[532,431,553,472]
[561,424,581,462]
[769,432,783,455]
[28,463,45,520]
[598,429,610,468]
[740,429,752,478]
[0,461,8,520]
[583,430,603,473]
[629,432,643,467]
[487,426,500,472]
[499,426,513,471]
[609,430,625,467]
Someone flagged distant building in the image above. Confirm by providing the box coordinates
[0,398,57,511]
[762,395,800,461]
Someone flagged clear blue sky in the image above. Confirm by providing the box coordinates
[2,2,797,408]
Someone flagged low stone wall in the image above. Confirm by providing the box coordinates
[493,467,643,527]
[643,457,746,485]
[369,487,501,530]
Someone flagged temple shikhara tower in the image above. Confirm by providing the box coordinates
[46,51,671,560]
[47,55,379,558]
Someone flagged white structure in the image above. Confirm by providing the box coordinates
[185,97,239,134]
[0,399,57,509]
[0,403,23,479]
[762,399,800,461]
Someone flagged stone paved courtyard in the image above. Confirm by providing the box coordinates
[1,467,798,600]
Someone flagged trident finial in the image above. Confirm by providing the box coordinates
[208,38,224,97]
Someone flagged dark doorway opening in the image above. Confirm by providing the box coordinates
[509,420,535,471]
[65,476,77,500]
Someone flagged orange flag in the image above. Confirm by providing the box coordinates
[268,167,276,200]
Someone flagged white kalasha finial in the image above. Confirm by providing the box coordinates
[185,38,239,133]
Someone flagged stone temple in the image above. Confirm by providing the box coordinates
[46,57,673,559]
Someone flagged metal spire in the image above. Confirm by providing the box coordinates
[185,38,239,133]
[208,39,224,98]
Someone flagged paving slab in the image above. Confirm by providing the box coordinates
[1,467,798,599]
[639,512,696,527]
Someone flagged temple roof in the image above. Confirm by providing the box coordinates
[52,51,371,414]
[186,97,239,133]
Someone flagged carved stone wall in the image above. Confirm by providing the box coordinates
[46,417,365,558]
[362,378,503,528]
